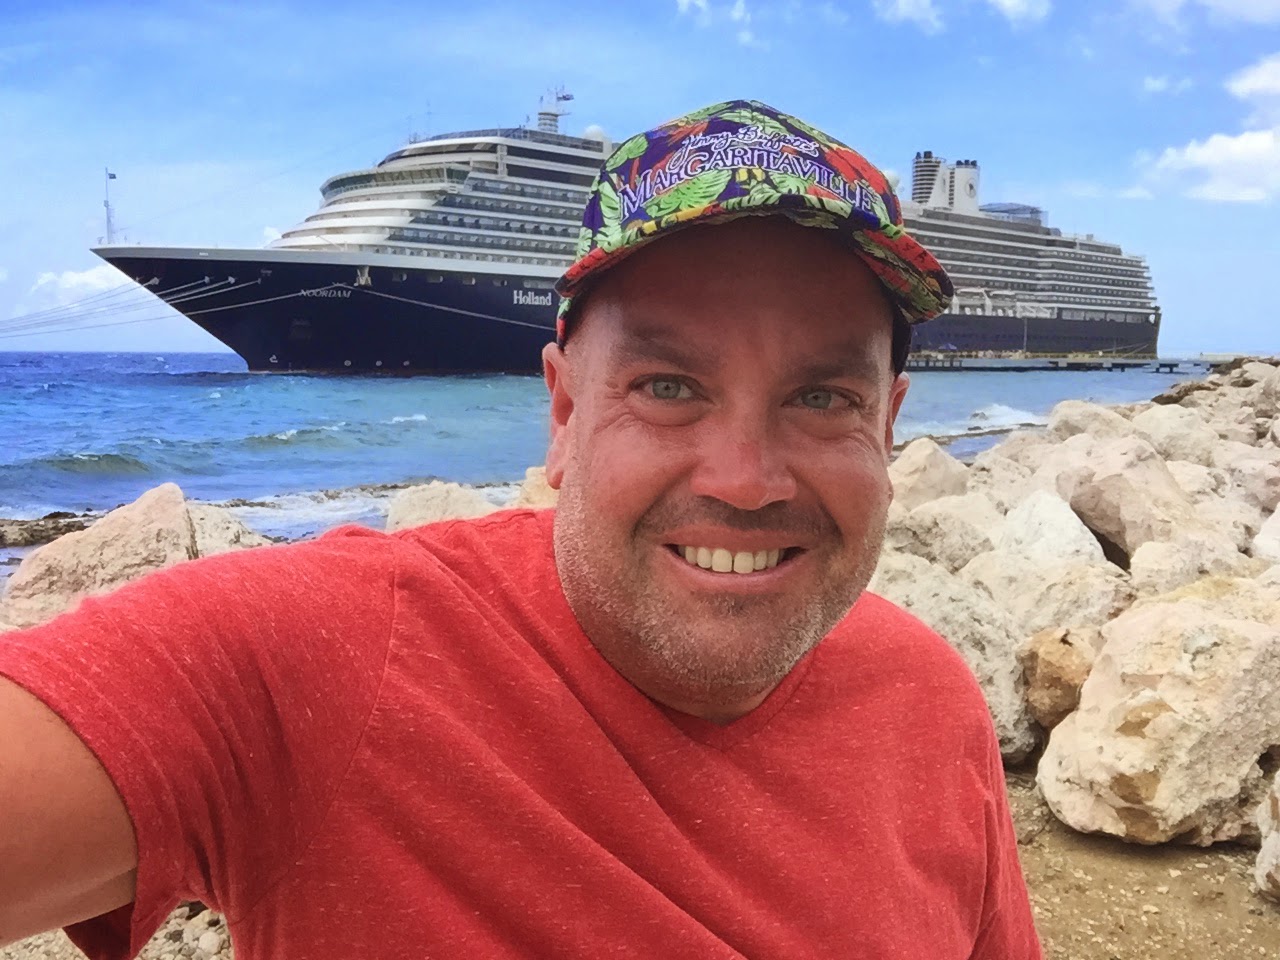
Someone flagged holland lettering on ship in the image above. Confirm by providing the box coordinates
[513,289,553,307]
[617,132,877,220]
[300,287,351,298]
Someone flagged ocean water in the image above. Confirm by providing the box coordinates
[0,351,1201,542]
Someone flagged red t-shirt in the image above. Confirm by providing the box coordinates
[0,509,1040,959]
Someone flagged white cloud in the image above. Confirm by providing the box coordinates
[19,264,132,318]
[0,267,8,285]
[1132,0,1280,23]
[263,226,282,243]
[817,2,851,24]
[1153,128,1280,201]
[675,0,759,42]
[985,0,1051,22]
[30,263,122,298]
[1227,51,1280,100]
[1139,50,1280,202]
[1119,185,1155,199]
[1142,74,1193,93]
[871,0,944,32]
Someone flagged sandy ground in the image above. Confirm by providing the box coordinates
[1009,771,1280,959]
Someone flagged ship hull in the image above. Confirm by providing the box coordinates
[910,310,1160,358]
[95,247,559,373]
[96,247,1162,372]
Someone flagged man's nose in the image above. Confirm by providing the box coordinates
[687,412,798,512]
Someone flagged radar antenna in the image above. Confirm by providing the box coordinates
[536,87,574,134]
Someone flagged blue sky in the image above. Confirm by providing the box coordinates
[0,0,1277,357]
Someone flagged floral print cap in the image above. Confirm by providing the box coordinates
[555,99,954,343]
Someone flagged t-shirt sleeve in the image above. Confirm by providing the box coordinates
[0,526,399,960]
[969,727,1044,960]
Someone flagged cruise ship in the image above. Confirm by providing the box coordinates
[94,95,607,373]
[93,106,1159,373]
[901,151,1160,357]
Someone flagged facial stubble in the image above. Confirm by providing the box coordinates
[553,478,890,711]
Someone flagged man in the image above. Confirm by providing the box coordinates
[0,101,1041,958]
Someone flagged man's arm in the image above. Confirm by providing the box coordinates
[0,676,137,947]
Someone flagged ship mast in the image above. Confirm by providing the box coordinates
[536,87,574,134]
[103,167,117,245]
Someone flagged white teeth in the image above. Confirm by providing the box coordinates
[676,545,787,574]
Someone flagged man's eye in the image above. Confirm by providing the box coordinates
[798,389,840,410]
[648,378,692,400]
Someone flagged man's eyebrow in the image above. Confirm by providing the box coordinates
[790,349,888,385]
[606,329,889,383]
[607,328,721,374]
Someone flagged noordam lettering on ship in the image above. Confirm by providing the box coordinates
[301,288,351,298]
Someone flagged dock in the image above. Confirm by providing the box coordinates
[903,355,1209,374]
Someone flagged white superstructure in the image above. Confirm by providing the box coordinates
[271,92,610,275]
[902,151,1159,326]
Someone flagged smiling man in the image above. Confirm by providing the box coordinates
[0,102,1041,959]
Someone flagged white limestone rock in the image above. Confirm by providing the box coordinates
[1212,442,1280,514]
[886,493,1003,574]
[1038,578,1280,845]
[1165,460,1227,504]
[1131,404,1220,467]
[966,448,1035,515]
[0,483,196,630]
[188,503,274,557]
[869,551,1039,761]
[1257,773,1280,903]
[996,490,1104,566]
[1253,510,1280,564]
[512,465,558,509]
[1236,361,1280,388]
[986,429,1056,470]
[1048,400,1135,442]
[1111,401,1155,420]
[888,438,969,512]
[1055,436,1205,560]
[1128,537,1260,598]
[1199,496,1266,552]
[385,480,499,532]
[961,550,1134,639]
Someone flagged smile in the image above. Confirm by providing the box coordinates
[670,545,794,575]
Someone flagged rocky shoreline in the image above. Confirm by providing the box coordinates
[3,360,1280,959]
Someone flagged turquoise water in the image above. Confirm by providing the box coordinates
[0,351,1197,536]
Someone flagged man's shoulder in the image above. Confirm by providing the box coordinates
[824,590,990,707]
[385,507,554,569]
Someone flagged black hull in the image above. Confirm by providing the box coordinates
[911,311,1160,358]
[98,249,1161,372]
[98,250,559,373]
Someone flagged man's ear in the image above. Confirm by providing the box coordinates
[542,341,574,489]
[883,373,910,459]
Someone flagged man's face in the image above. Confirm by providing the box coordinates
[543,217,909,722]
